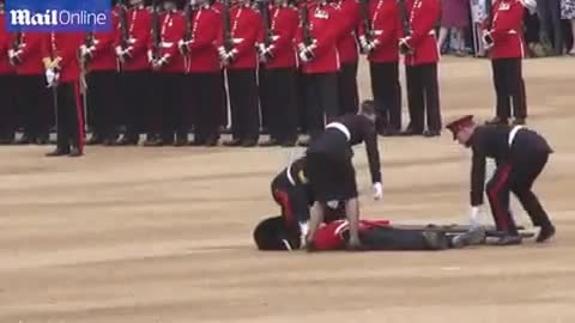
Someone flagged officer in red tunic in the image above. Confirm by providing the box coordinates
[335,0,360,115]
[0,1,16,144]
[43,32,86,157]
[9,31,52,145]
[358,0,402,136]
[180,0,222,146]
[399,0,442,137]
[296,0,341,141]
[257,0,299,147]
[482,0,529,125]
[81,1,121,145]
[115,0,152,145]
[217,0,263,147]
[147,0,189,146]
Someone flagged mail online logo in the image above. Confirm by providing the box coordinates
[5,0,112,32]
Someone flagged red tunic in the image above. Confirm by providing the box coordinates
[313,219,391,250]
[89,8,119,72]
[13,32,47,75]
[295,2,341,74]
[185,6,222,73]
[358,0,400,63]
[154,10,186,73]
[485,0,525,59]
[264,5,298,69]
[216,5,263,70]
[336,0,360,64]
[0,13,14,74]
[115,6,152,72]
[44,32,84,83]
[402,0,440,66]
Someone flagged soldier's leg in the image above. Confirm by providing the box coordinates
[405,65,424,133]
[491,59,511,122]
[226,70,243,142]
[423,63,442,133]
[0,74,16,143]
[388,61,402,132]
[370,62,388,132]
[242,69,260,144]
[318,72,340,123]
[508,58,527,122]
[486,164,519,235]
[304,74,323,139]
[338,61,359,115]
[281,68,299,144]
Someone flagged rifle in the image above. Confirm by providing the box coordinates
[9,30,23,65]
[182,0,194,55]
[118,0,129,49]
[397,0,412,54]
[299,0,312,47]
[256,0,273,48]
[222,0,234,52]
[358,0,372,41]
[151,0,161,60]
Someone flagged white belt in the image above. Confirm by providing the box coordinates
[326,122,351,141]
[428,30,436,36]
[160,42,174,49]
[508,125,524,147]
[286,164,296,186]
[508,30,518,35]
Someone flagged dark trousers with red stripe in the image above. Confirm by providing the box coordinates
[337,61,359,115]
[54,81,84,152]
[271,172,310,228]
[491,58,527,121]
[487,152,552,234]
[405,63,441,132]
[259,67,298,143]
[304,72,340,139]
[86,70,119,141]
[228,68,260,142]
[0,74,16,141]
[17,75,52,140]
[191,72,221,143]
[370,61,402,132]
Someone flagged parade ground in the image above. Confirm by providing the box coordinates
[1,57,574,322]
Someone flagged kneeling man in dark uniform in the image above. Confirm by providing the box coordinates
[446,115,555,245]
[304,101,383,250]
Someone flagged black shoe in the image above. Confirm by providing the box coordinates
[381,128,401,137]
[512,118,526,125]
[423,130,441,138]
[536,225,555,243]
[174,138,188,147]
[86,136,103,145]
[143,138,165,147]
[494,235,522,246]
[223,139,242,147]
[116,136,139,146]
[281,139,297,147]
[259,139,280,147]
[102,138,116,146]
[205,136,219,147]
[15,135,32,145]
[35,136,49,145]
[400,128,424,136]
[69,147,83,157]
[241,139,258,147]
[45,149,70,157]
[189,139,206,146]
[485,117,509,126]
[297,138,310,147]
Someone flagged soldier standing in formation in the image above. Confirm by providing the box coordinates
[336,0,360,116]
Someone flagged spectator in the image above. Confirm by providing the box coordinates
[536,0,564,55]
[562,0,575,54]
[438,0,470,56]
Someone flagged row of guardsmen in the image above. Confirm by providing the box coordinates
[0,0,444,155]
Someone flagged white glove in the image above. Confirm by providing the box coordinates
[80,44,93,59]
[372,182,383,200]
[152,55,169,70]
[469,206,483,227]
[45,68,59,88]
[364,39,380,53]
[399,37,412,54]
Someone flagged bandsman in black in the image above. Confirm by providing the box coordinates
[447,115,555,245]
[304,100,383,250]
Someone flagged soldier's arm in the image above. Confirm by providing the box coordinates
[490,2,523,41]
[232,11,262,56]
[470,145,486,206]
[270,10,298,53]
[363,119,382,184]
[404,0,440,47]
[189,12,220,49]
[130,14,152,57]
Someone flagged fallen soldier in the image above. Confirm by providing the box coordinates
[253,215,487,251]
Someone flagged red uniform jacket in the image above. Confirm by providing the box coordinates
[153,10,186,73]
[43,33,84,83]
[89,7,120,71]
[264,5,298,69]
[14,32,47,75]
[402,0,440,66]
[0,13,14,74]
[313,219,390,250]
[358,0,400,63]
[116,6,151,71]
[336,0,360,64]
[295,2,341,74]
[485,0,525,59]
[216,5,263,70]
[185,6,222,73]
